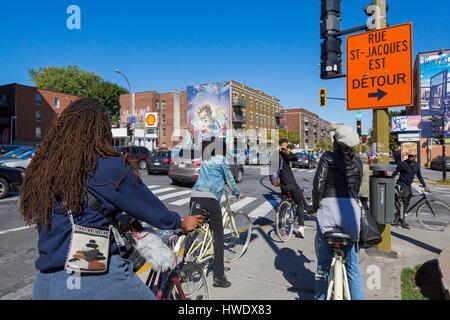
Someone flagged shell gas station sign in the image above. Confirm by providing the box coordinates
[145,113,158,128]
[346,23,413,110]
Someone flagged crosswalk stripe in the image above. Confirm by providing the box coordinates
[248,199,278,218]
[169,197,191,206]
[231,197,257,211]
[307,169,315,173]
[297,169,307,172]
[147,185,160,189]
[0,226,30,236]
[152,187,177,194]
[158,190,192,200]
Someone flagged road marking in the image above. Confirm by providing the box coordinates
[0,226,30,236]
[297,169,307,172]
[433,187,450,191]
[411,183,422,193]
[169,197,191,206]
[0,196,20,203]
[231,197,257,211]
[147,185,160,189]
[248,199,278,218]
[158,190,191,200]
[151,187,177,194]
[307,169,315,173]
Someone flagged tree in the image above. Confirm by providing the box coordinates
[315,137,332,152]
[29,65,128,122]
[367,109,407,153]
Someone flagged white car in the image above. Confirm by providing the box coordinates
[0,149,36,171]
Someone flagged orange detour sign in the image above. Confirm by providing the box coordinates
[346,23,413,110]
[145,113,158,128]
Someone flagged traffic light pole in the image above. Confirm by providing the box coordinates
[442,114,447,181]
[372,0,392,253]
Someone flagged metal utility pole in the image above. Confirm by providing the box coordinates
[442,113,447,181]
[371,0,391,253]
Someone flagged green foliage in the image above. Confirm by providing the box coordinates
[315,137,332,152]
[367,109,407,153]
[29,65,128,120]
[401,265,427,300]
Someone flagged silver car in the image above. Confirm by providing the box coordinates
[0,149,36,171]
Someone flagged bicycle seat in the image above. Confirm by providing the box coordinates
[323,229,353,247]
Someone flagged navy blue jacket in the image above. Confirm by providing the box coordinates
[35,156,181,272]
[392,160,426,190]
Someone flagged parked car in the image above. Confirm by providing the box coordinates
[292,152,317,169]
[0,146,34,159]
[0,167,23,199]
[115,146,151,170]
[430,156,450,171]
[0,149,36,171]
[147,149,172,174]
[0,145,20,157]
[169,147,244,186]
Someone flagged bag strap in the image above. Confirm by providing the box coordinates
[334,152,362,206]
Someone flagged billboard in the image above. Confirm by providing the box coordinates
[390,115,421,132]
[419,51,450,138]
[187,82,230,142]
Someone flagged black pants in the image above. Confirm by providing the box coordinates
[189,197,225,279]
[395,185,412,220]
[281,184,305,226]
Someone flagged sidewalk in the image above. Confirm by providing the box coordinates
[207,219,450,300]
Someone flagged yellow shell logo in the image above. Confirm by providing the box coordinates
[146,114,156,127]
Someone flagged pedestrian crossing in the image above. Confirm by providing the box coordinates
[293,168,316,173]
[147,185,280,220]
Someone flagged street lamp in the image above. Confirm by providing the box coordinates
[115,69,136,146]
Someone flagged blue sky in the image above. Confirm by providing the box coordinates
[1,0,449,133]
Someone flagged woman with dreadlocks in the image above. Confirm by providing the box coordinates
[21,98,203,300]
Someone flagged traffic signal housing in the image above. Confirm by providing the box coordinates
[356,120,362,137]
[431,115,444,144]
[320,88,327,106]
[320,0,343,79]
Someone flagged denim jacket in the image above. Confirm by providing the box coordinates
[192,155,240,201]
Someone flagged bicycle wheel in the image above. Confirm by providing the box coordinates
[223,212,252,262]
[275,201,295,242]
[415,200,450,231]
[174,262,210,300]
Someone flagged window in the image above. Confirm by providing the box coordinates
[53,97,60,109]
[162,128,167,137]
[161,101,166,109]
[250,97,253,108]
[35,94,43,105]
[0,94,7,105]
[249,112,253,122]
[155,100,159,109]
[162,114,166,123]
[35,127,42,139]
[255,114,259,124]
[35,111,42,121]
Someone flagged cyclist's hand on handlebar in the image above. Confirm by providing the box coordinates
[424,187,430,193]
[181,215,204,232]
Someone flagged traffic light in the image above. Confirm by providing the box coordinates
[431,115,444,144]
[127,123,133,137]
[320,88,327,106]
[356,120,362,137]
[320,0,343,79]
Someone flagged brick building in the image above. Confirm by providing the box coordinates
[0,83,78,145]
[281,108,332,150]
[118,90,187,149]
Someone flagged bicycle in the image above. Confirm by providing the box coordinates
[184,189,252,270]
[275,185,313,242]
[135,229,210,300]
[395,185,450,231]
[321,229,353,300]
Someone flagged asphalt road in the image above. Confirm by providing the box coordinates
[1,164,449,300]
[0,165,317,299]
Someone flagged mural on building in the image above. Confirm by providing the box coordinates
[419,51,450,138]
[187,82,230,142]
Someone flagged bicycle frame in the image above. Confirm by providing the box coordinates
[326,251,351,300]
[185,193,241,265]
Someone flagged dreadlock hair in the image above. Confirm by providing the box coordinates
[20,98,137,230]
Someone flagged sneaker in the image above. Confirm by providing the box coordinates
[392,219,400,227]
[213,276,231,288]
[296,226,305,238]
[399,220,411,230]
